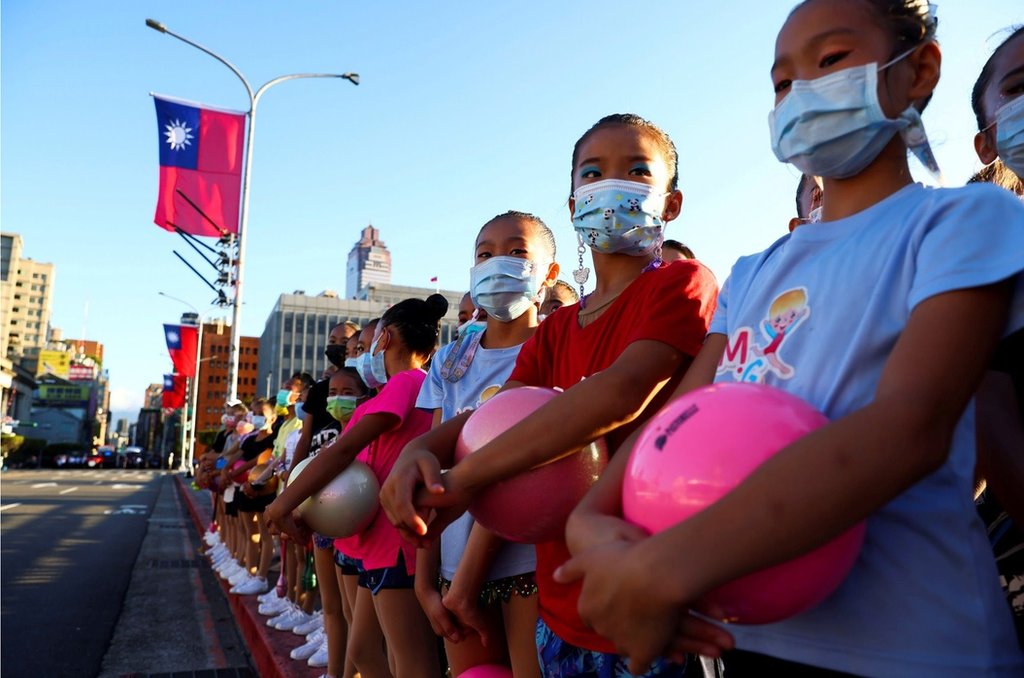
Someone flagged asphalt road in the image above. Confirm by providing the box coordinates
[1,467,160,676]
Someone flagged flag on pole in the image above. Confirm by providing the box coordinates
[153,94,246,237]
[162,373,187,409]
[164,324,199,377]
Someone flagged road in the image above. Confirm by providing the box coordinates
[1,468,251,677]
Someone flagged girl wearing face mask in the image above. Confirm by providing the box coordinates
[381,114,719,677]
[413,211,558,678]
[268,297,448,678]
[562,2,1024,675]
[970,25,1024,652]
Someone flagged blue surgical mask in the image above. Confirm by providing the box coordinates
[344,357,358,369]
[572,179,667,256]
[294,401,306,420]
[994,95,1024,177]
[275,389,293,408]
[251,415,267,430]
[356,336,388,389]
[769,50,941,180]
[470,256,547,322]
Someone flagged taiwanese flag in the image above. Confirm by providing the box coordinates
[164,324,199,377]
[162,374,187,409]
[153,94,246,237]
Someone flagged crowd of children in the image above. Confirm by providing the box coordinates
[195,2,1024,676]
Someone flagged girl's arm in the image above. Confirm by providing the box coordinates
[288,411,316,471]
[265,412,399,525]
[413,341,690,540]
[442,521,504,646]
[415,540,465,643]
[556,282,1012,672]
[566,334,725,556]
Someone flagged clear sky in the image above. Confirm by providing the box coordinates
[2,1,1020,426]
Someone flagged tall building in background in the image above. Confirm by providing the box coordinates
[257,285,463,390]
[194,321,259,433]
[345,225,391,299]
[1,232,55,368]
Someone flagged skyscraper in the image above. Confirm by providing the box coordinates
[345,225,391,299]
[1,233,55,366]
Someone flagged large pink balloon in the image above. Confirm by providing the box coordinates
[455,387,608,544]
[457,665,513,678]
[623,382,865,624]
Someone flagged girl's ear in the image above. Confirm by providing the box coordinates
[663,189,684,222]
[542,261,561,288]
[907,42,941,108]
[567,196,576,222]
[975,129,998,166]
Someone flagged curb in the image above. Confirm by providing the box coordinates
[175,476,321,678]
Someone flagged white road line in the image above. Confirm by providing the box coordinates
[31,482,58,489]
[0,503,22,512]
[59,487,79,495]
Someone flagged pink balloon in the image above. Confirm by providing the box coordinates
[455,387,608,544]
[623,382,865,624]
[457,664,513,678]
[229,460,249,484]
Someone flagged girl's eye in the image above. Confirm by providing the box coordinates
[1005,81,1024,97]
[476,251,492,260]
[579,166,601,179]
[628,165,652,177]
[509,248,528,256]
[773,79,791,95]
[819,51,850,69]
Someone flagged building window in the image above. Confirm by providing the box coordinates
[283,343,291,358]
[284,313,293,333]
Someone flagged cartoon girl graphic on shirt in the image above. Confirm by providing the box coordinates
[719,287,810,383]
[751,288,809,378]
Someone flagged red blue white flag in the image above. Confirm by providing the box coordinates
[163,324,198,377]
[153,94,246,237]
[162,373,187,409]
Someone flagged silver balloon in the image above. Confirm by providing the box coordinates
[292,459,380,538]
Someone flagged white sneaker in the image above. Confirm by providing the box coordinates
[219,563,244,581]
[233,576,268,596]
[274,608,311,631]
[267,605,298,628]
[204,530,220,545]
[306,639,329,668]
[293,610,322,636]
[229,574,255,593]
[289,628,325,660]
[211,551,233,567]
[229,567,252,586]
[214,557,238,573]
[257,590,281,606]
[258,597,291,616]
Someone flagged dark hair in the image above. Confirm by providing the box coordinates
[477,210,557,261]
[796,0,938,111]
[663,239,695,259]
[968,159,1024,197]
[333,366,369,395]
[571,114,679,194]
[380,295,449,356]
[553,280,581,302]
[971,26,1024,130]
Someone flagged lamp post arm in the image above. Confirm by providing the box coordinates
[148,20,255,106]
[253,72,358,107]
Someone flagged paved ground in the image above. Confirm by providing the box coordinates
[1,469,252,677]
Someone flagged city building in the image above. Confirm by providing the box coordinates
[23,374,92,446]
[345,225,391,299]
[1,232,56,369]
[257,284,463,390]
[144,383,163,409]
[193,320,259,433]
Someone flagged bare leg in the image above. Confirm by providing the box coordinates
[240,511,258,573]
[256,513,274,580]
[372,588,439,678]
[315,547,346,678]
[339,570,361,678]
[502,593,540,678]
[348,586,392,678]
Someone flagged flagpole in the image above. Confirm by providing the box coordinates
[186,319,204,474]
[146,19,358,403]
[177,379,188,472]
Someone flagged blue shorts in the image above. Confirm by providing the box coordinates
[358,551,415,595]
[334,550,363,576]
[535,617,686,678]
[313,533,334,550]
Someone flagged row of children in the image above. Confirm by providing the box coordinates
[200,1,1024,676]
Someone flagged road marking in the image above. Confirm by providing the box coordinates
[59,487,79,495]
[111,484,144,490]
[0,503,22,512]
[31,482,58,488]
[104,503,148,515]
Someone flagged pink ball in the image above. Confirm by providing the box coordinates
[623,382,865,624]
[457,665,513,678]
[455,387,608,544]
[229,460,249,484]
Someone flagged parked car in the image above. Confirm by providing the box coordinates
[122,447,145,468]
[86,452,105,468]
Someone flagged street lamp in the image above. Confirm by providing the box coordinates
[147,18,358,403]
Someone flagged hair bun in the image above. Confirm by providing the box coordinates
[425,294,449,322]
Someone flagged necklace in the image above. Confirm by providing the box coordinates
[578,257,662,312]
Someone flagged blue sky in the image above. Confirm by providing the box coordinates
[2,1,1020,424]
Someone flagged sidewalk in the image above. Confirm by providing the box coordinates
[176,476,321,678]
[97,474,253,677]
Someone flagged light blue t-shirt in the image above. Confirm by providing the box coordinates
[708,183,1024,677]
[416,333,537,581]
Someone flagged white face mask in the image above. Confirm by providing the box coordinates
[769,50,942,180]
[993,95,1024,177]
[470,256,548,323]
